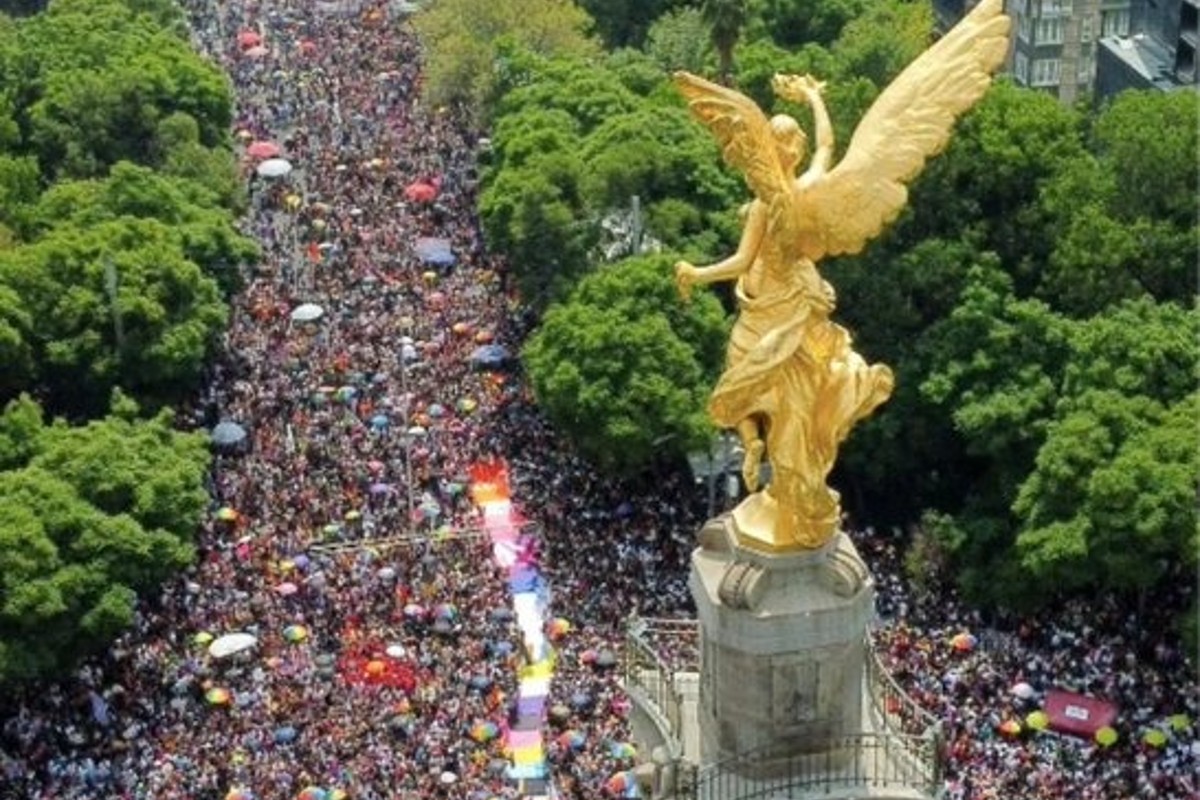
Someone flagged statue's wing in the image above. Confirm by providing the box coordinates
[674,71,792,208]
[802,0,1011,259]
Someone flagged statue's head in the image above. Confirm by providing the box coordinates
[769,114,807,173]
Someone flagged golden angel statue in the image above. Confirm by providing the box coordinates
[674,0,1011,552]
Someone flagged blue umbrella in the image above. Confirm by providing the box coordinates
[370,414,390,429]
[469,344,510,368]
[414,237,455,266]
[211,421,248,447]
[274,725,298,744]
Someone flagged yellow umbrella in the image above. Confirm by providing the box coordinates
[194,631,215,646]
[1094,726,1118,747]
[1142,729,1168,747]
[1025,710,1050,731]
[1168,713,1190,731]
[285,194,302,211]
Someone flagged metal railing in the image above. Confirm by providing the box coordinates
[684,731,942,799]
[623,620,697,738]
[623,617,945,799]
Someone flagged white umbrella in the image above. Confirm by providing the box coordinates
[1011,681,1035,700]
[256,158,293,178]
[386,644,406,658]
[406,426,427,437]
[290,303,325,323]
[208,632,258,659]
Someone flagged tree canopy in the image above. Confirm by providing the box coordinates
[522,254,727,476]
[0,392,209,684]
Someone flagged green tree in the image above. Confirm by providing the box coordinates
[702,0,749,83]
[746,0,869,48]
[523,254,727,475]
[29,161,258,294]
[577,0,685,48]
[0,392,208,684]
[830,0,931,88]
[413,0,600,119]
[0,218,227,411]
[645,5,712,74]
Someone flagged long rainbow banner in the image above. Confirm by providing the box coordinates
[470,461,555,800]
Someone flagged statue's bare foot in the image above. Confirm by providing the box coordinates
[742,439,765,492]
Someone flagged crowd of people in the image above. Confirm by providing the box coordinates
[0,1,1195,799]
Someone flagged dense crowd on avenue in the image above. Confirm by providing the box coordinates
[0,2,1195,800]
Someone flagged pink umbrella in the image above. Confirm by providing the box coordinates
[243,45,270,59]
[237,30,262,49]
[404,182,437,203]
[247,141,281,159]
[275,582,299,596]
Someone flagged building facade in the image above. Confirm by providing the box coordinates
[935,0,1196,101]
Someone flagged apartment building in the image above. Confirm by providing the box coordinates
[935,0,1151,100]
[1095,0,1200,96]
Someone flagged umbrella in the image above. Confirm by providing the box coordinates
[1025,710,1049,731]
[611,742,637,759]
[404,603,425,618]
[1094,726,1118,746]
[256,158,293,178]
[243,45,270,58]
[426,403,446,418]
[580,648,598,665]
[209,633,257,659]
[206,687,232,705]
[457,397,478,413]
[386,644,406,658]
[290,303,325,322]
[366,660,385,676]
[211,421,248,447]
[950,632,977,652]
[194,631,215,646]
[470,721,499,742]
[406,426,427,437]
[216,506,239,522]
[226,789,254,800]
[1142,729,1168,747]
[595,649,618,668]
[275,582,299,596]
[247,141,281,159]
[297,788,328,800]
[469,344,510,369]
[370,414,390,429]
[998,719,1021,737]
[377,566,397,580]
[283,624,308,643]
[569,691,593,710]
[606,771,634,794]
[237,30,262,48]
[559,730,586,750]
[274,726,298,744]
[1011,681,1035,700]
[1169,713,1190,731]
[414,237,455,266]
[468,674,492,690]
[548,617,571,638]
[369,482,393,495]
[404,182,438,202]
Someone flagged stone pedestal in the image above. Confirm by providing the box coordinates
[690,513,874,777]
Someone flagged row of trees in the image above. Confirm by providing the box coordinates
[414,0,1198,641]
[0,0,249,683]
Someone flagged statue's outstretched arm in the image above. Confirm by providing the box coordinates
[802,83,834,184]
[675,202,767,300]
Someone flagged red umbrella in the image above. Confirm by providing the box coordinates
[404,182,437,203]
[237,30,262,49]
[246,141,281,159]
[299,38,318,56]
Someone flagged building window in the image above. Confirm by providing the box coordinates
[1015,51,1031,83]
[1019,12,1033,42]
[1077,55,1093,82]
[1177,42,1197,82]
[1031,57,1062,85]
[1038,16,1065,44]
[1080,16,1094,42]
[1041,0,1071,15]
[1101,9,1130,37]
